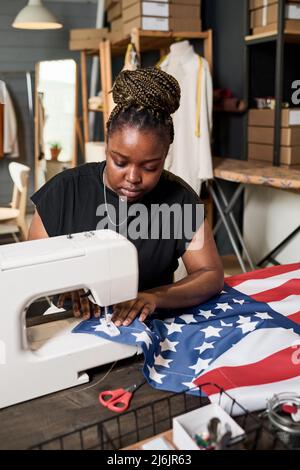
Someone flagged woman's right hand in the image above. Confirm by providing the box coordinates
[57,289,101,320]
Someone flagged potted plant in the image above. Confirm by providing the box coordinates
[49,142,62,161]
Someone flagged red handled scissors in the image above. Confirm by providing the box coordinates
[99,380,146,413]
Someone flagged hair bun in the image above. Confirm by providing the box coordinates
[112,67,180,116]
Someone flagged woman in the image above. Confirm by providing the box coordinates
[29,67,223,326]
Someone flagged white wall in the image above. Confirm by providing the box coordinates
[244,186,300,265]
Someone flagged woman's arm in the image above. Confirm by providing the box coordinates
[147,220,224,309]
[112,220,224,326]
[28,210,49,240]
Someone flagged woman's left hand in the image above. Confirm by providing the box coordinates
[112,292,157,327]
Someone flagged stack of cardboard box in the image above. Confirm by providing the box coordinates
[106,0,123,32]
[69,28,109,50]
[248,108,300,166]
[249,0,300,35]
[121,0,201,35]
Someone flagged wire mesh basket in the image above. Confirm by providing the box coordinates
[30,383,289,450]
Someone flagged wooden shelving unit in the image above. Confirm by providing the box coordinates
[243,0,300,166]
[245,30,300,44]
[77,28,213,146]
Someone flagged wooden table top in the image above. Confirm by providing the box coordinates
[213,157,300,190]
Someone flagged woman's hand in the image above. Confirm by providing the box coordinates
[57,289,101,320]
[112,292,157,327]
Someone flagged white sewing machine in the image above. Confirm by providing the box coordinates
[0,230,139,409]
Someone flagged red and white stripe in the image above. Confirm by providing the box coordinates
[194,264,300,413]
[226,263,300,324]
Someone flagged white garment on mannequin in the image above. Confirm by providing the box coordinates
[160,41,213,195]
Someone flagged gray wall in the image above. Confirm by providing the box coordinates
[0,0,97,205]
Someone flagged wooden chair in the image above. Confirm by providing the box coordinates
[0,162,30,242]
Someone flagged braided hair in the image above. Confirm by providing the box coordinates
[106,67,181,145]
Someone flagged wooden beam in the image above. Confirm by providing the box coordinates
[80,51,89,143]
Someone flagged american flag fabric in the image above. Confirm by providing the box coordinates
[73,263,300,413]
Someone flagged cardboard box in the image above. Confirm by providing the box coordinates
[69,28,109,50]
[123,2,169,22]
[123,15,169,33]
[248,143,300,165]
[250,0,276,9]
[250,0,300,10]
[70,28,109,40]
[252,22,277,34]
[123,15,201,33]
[250,3,300,29]
[170,3,201,17]
[122,0,201,8]
[172,0,201,4]
[285,18,300,29]
[250,3,277,28]
[123,2,200,22]
[252,18,300,34]
[172,404,244,451]
[172,17,201,31]
[106,0,120,10]
[107,2,122,21]
[111,17,123,32]
[248,126,300,146]
[248,109,300,127]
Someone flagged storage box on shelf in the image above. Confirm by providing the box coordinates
[69,28,109,51]
[107,1,122,22]
[111,17,123,32]
[248,108,300,166]
[106,0,123,33]
[248,0,300,36]
[122,0,201,34]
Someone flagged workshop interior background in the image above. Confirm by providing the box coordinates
[1,0,299,264]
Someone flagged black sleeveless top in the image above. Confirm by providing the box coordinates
[31,162,203,291]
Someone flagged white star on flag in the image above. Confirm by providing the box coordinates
[237,321,259,334]
[233,298,245,305]
[201,325,223,338]
[254,312,273,320]
[92,321,106,332]
[160,338,179,352]
[189,357,211,375]
[194,341,215,354]
[164,323,184,335]
[154,355,173,368]
[147,365,166,384]
[182,380,198,390]
[92,319,120,337]
[237,316,251,324]
[164,317,175,324]
[221,290,227,294]
[215,303,233,312]
[220,320,233,327]
[132,331,152,350]
[179,314,197,324]
[198,309,215,319]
